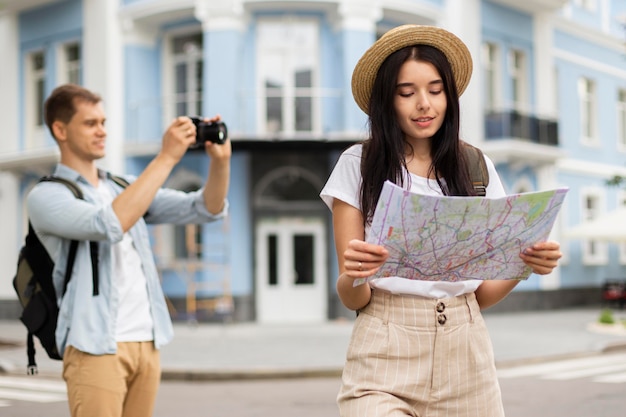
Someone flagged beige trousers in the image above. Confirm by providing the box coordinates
[63,342,161,417]
[337,289,505,417]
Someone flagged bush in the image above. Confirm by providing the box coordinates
[598,309,616,325]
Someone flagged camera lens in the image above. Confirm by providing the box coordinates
[189,117,228,149]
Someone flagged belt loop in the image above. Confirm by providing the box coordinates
[465,294,474,323]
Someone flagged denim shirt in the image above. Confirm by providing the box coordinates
[27,164,228,356]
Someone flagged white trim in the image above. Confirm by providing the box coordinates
[255,17,322,136]
[554,17,625,52]
[617,88,626,153]
[161,26,204,129]
[618,189,626,264]
[580,187,608,265]
[55,40,81,85]
[554,49,626,80]
[578,76,599,147]
[24,49,46,150]
[557,158,626,178]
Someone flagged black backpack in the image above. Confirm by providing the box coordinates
[12,174,130,374]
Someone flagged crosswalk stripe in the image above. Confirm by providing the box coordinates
[0,377,66,393]
[0,387,66,403]
[0,400,10,407]
[594,372,626,383]
[497,354,626,378]
[544,363,626,380]
[497,353,626,384]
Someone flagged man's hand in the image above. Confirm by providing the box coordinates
[159,116,197,166]
[201,114,232,161]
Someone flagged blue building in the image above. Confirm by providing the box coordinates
[1,0,625,322]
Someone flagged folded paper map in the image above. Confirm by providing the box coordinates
[356,181,568,285]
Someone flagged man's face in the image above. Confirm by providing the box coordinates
[57,100,107,161]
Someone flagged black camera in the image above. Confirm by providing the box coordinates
[189,117,228,148]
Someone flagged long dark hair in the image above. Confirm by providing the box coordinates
[360,45,476,224]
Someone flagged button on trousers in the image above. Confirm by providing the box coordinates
[337,289,505,417]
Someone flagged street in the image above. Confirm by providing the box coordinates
[2,352,626,416]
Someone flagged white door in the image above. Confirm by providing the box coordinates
[255,217,327,323]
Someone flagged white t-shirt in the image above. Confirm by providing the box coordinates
[97,181,154,342]
[320,143,507,299]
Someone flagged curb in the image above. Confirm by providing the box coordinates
[161,367,343,382]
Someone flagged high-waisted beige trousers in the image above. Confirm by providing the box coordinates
[337,289,505,417]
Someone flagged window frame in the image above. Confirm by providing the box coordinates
[57,41,81,85]
[482,42,501,112]
[162,28,204,126]
[255,17,321,137]
[578,77,599,146]
[618,189,626,264]
[24,49,47,150]
[508,48,528,113]
[580,187,608,265]
[617,88,626,152]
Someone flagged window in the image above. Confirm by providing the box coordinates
[25,50,46,149]
[482,42,500,111]
[60,42,81,85]
[508,49,527,111]
[257,19,320,136]
[618,89,626,151]
[578,77,598,145]
[172,33,203,118]
[581,191,607,264]
[617,190,626,265]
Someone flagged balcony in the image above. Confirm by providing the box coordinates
[482,110,565,165]
[485,110,559,146]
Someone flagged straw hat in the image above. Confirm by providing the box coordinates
[351,25,473,114]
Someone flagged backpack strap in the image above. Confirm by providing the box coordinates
[109,174,130,188]
[462,143,489,197]
[38,176,99,297]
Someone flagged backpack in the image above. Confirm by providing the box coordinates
[462,142,489,197]
[12,174,130,374]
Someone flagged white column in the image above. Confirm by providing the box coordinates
[443,0,483,146]
[0,11,19,154]
[83,0,125,173]
[534,13,557,119]
[195,0,245,32]
[0,172,20,298]
[337,0,381,32]
[537,164,561,289]
[337,0,382,134]
[0,12,21,300]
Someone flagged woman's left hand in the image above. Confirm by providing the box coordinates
[519,240,562,275]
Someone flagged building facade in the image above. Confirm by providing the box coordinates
[1,0,625,322]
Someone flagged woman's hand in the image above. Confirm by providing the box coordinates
[519,240,562,275]
[343,239,389,278]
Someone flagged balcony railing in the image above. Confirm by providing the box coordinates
[485,110,559,146]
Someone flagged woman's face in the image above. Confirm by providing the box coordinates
[393,59,447,143]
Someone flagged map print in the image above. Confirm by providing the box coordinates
[358,181,568,285]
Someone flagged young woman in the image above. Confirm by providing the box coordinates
[320,25,562,417]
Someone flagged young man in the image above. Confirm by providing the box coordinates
[27,84,231,417]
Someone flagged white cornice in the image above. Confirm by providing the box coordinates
[557,158,626,178]
[553,15,626,52]
[553,48,626,80]
[482,0,568,14]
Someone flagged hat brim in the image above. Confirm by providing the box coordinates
[351,25,473,114]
